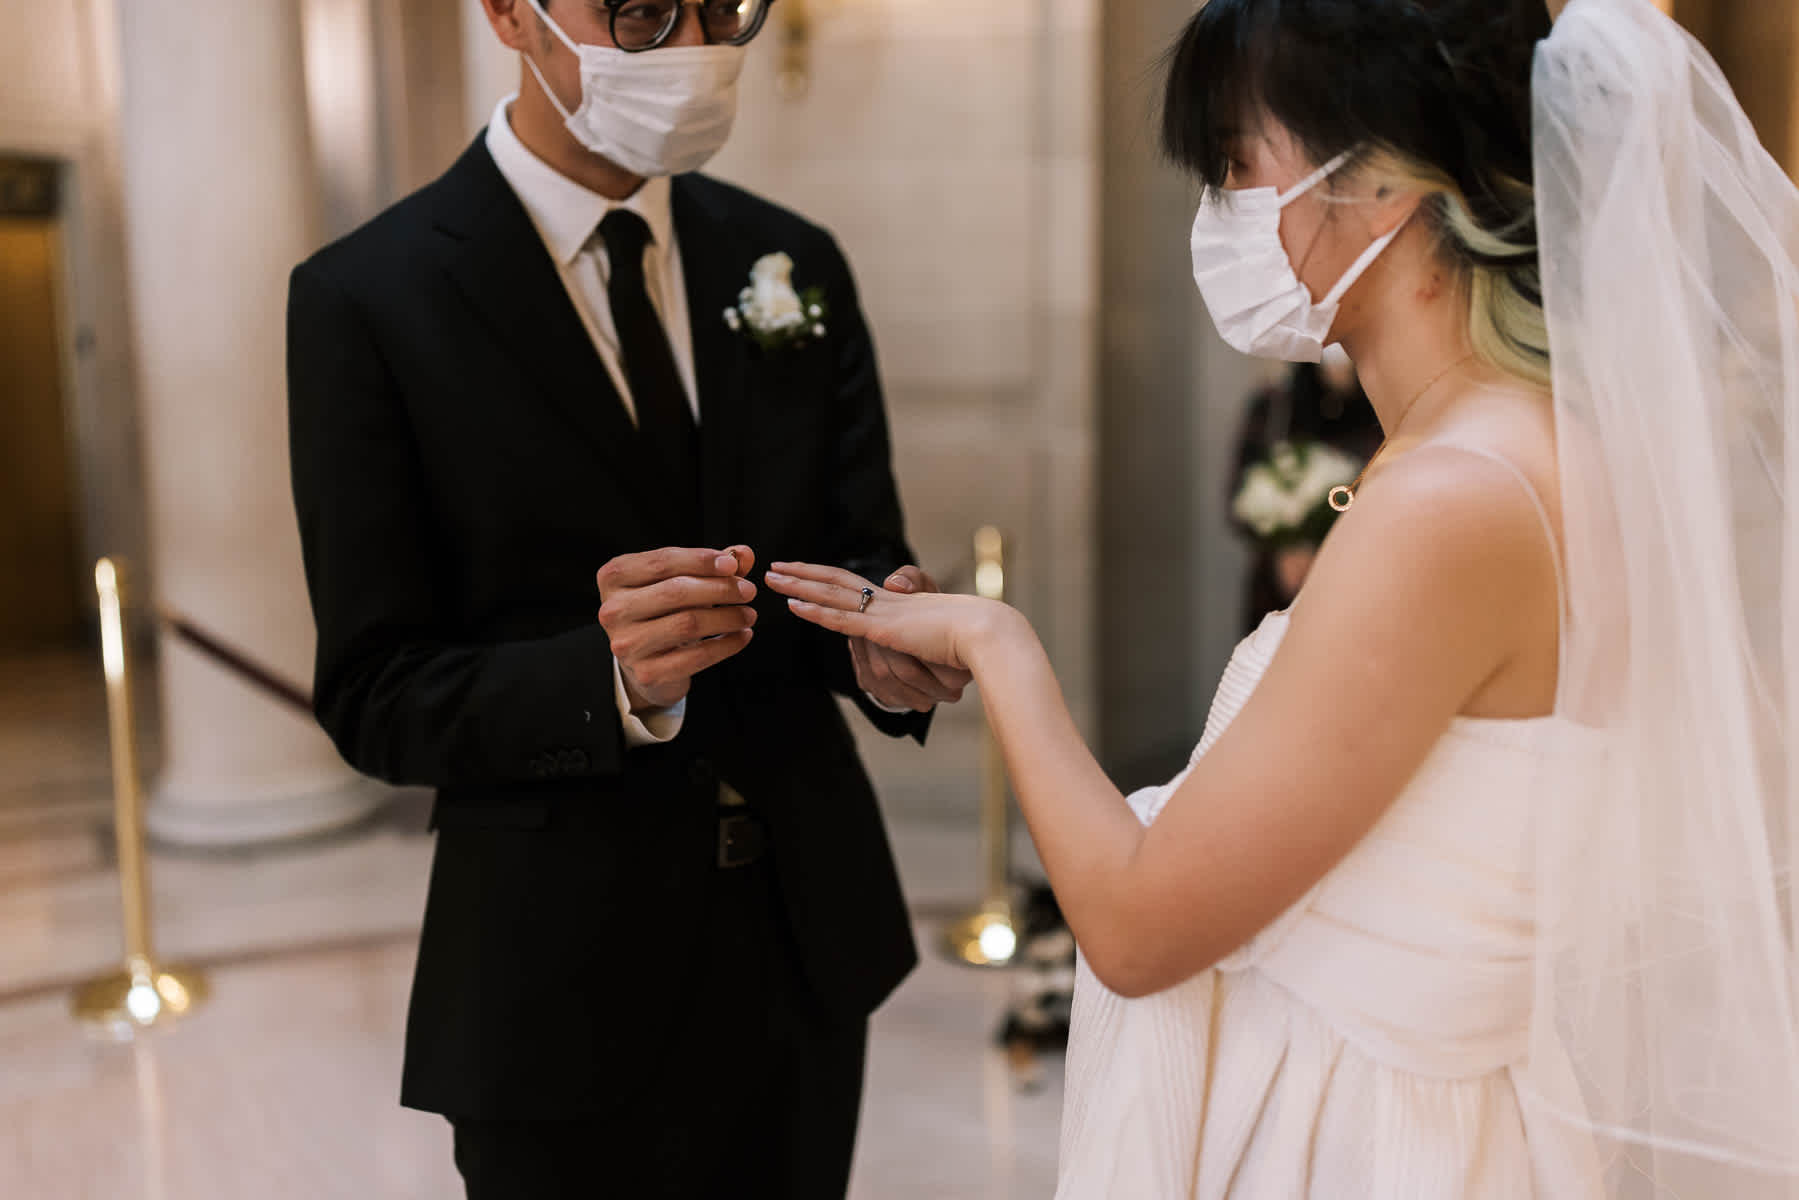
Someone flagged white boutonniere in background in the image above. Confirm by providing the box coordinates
[1233,440,1363,547]
[724,252,828,352]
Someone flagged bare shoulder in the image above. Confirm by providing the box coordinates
[1288,383,1562,713]
[1321,439,1554,594]
[1331,383,1559,578]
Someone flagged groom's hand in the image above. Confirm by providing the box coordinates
[598,546,758,712]
[852,566,973,712]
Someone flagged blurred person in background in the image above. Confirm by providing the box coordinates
[286,1,967,1195]
[1226,352,1381,632]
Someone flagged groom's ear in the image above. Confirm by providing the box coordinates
[481,0,534,52]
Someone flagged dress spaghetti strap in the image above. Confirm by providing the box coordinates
[1412,439,1567,626]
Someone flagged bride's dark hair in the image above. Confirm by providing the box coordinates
[1163,0,1554,386]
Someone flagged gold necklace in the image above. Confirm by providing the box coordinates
[1327,352,1476,513]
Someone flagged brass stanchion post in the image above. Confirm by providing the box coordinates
[940,527,1020,967]
[71,559,208,1036]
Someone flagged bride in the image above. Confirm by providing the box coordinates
[771,0,1799,1195]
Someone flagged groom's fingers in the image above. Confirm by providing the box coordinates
[856,641,939,709]
[869,644,961,704]
[597,547,741,596]
[724,545,756,576]
[621,604,759,660]
[633,629,754,691]
[608,574,757,625]
[884,565,941,595]
[849,636,882,690]
[920,659,974,690]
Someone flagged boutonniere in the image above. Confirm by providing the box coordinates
[1232,440,1363,548]
[723,252,828,352]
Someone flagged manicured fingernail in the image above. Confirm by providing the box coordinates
[737,579,755,599]
[787,598,808,611]
[715,554,737,572]
[886,575,914,593]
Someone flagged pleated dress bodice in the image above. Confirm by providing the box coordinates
[1055,609,1605,1199]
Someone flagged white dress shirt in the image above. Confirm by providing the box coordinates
[487,98,914,737]
[487,97,693,748]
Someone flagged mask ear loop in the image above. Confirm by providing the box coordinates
[522,0,583,122]
[525,0,584,56]
[1275,149,1359,207]
[1320,214,1411,309]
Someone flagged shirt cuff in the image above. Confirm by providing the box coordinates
[613,656,685,747]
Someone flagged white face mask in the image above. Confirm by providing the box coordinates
[523,0,745,178]
[1190,150,1407,363]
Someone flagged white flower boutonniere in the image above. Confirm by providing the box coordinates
[723,252,828,352]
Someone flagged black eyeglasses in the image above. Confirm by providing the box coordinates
[603,0,775,53]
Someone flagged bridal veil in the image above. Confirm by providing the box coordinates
[1527,0,1799,1193]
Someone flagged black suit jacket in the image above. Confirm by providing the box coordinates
[287,138,923,1119]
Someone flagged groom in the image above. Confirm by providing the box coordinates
[286,1,968,1195]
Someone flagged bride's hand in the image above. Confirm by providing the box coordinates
[765,562,1019,674]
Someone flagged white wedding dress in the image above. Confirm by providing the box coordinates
[1055,450,1608,1199]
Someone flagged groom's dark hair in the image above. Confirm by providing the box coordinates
[1160,0,1554,387]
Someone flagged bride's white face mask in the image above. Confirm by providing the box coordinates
[522,0,745,178]
[1190,149,1407,363]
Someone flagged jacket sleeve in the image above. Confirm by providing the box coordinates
[287,259,627,788]
[808,235,931,744]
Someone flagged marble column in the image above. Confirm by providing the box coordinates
[116,0,382,846]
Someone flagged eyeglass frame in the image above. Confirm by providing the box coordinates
[602,0,777,54]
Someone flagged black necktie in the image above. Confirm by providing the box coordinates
[598,209,701,543]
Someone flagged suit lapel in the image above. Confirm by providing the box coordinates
[672,176,752,549]
[432,140,653,543]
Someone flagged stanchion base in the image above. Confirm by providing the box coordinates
[71,963,209,1039]
[940,906,1020,968]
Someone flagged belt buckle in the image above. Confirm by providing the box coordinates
[716,811,766,870]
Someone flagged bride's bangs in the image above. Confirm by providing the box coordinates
[1161,0,1281,190]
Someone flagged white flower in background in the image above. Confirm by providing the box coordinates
[1232,440,1362,543]
[1296,444,1361,503]
[726,252,829,351]
[1234,464,1293,537]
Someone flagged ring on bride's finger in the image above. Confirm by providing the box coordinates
[858,587,875,614]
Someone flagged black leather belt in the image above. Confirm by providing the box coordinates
[717,810,768,869]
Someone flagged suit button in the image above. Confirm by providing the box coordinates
[688,758,713,788]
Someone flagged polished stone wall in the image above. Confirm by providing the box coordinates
[0,0,148,617]
[707,0,1103,820]
[1097,0,1270,790]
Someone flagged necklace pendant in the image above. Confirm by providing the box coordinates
[1328,485,1355,513]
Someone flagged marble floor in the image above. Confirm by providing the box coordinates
[0,645,1065,1198]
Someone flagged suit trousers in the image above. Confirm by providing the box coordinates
[448,846,870,1200]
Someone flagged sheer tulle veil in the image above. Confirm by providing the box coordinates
[1524,0,1799,1194]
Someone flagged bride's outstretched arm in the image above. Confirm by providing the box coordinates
[766,448,1553,996]
[766,562,1149,979]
